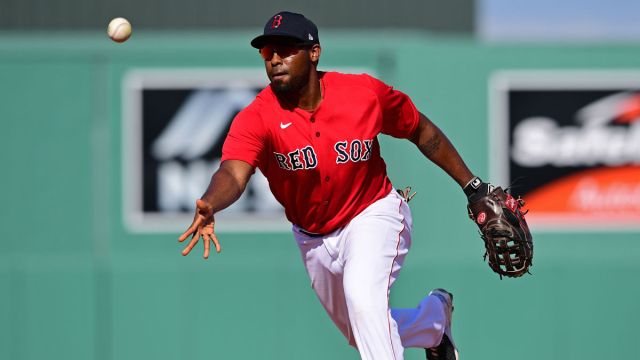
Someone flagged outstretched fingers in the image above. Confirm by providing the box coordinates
[178,219,200,242]
[182,230,201,256]
[178,204,218,259]
[203,233,211,259]
[202,233,221,259]
[211,233,221,253]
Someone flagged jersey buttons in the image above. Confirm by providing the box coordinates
[310,117,316,123]
[315,131,320,137]
[324,176,330,182]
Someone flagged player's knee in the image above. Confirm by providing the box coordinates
[344,291,387,322]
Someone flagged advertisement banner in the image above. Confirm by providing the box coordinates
[491,71,640,230]
[122,69,287,232]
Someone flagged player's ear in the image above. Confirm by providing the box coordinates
[309,44,321,65]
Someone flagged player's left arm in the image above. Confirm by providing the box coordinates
[410,113,534,277]
[409,112,475,188]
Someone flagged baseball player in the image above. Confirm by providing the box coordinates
[179,11,486,360]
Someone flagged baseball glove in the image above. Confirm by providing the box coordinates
[467,185,533,278]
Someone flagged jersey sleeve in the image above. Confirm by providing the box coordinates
[221,106,267,168]
[366,75,420,139]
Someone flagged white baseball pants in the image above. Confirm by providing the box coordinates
[293,189,450,360]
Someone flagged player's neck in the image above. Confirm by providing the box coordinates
[297,71,322,111]
[279,70,323,111]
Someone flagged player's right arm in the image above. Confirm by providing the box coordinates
[178,159,255,259]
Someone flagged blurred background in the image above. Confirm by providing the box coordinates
[1,0,639,359]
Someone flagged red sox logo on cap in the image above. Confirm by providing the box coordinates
[271,15,283,29]
[251,11,319,49]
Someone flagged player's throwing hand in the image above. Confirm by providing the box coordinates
[178,199,220,259]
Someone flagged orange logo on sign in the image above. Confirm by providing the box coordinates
[523,166,640,226]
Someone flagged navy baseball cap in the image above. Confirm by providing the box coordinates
[251,11,320,49]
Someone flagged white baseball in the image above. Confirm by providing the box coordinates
[107,17,132,43]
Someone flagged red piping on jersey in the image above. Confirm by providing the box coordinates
[386,197,405,360]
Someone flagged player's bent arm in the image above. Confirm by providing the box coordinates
[201,159,255,213]
[409,112,475,188]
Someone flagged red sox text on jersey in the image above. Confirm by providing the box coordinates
[273,139,374,170]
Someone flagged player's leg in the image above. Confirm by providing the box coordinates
[421,289,459,360]
[293,228,356,346]
[340,190,412,360]
[390,291,451,349]
[294,190,456,358]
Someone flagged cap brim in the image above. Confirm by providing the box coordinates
[250,33,310,48]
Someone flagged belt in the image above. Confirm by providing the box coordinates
[298,228,327,238]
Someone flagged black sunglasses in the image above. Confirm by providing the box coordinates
[259,43,309,60]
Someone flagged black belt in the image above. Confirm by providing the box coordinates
[298,228,327,238]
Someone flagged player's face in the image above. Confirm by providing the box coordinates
[260,39,315,95]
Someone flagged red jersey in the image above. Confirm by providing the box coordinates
[221,71,419,233]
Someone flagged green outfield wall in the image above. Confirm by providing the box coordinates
[1,32,639,360]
